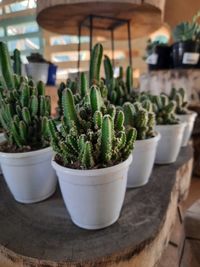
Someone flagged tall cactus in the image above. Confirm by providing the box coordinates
[103,54,134,105]
[0,42,15,89]
[12,49,22,76]
[89,43,103,86]
[126,66,133,94]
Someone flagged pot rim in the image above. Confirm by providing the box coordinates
[52,154,133,176]
[0,146,52,159]
[172,40,200,46]
[176,111,198,118]
[156,122,186,129]
[135,131,161,144]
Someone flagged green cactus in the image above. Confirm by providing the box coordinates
[169,88,188,114]
[48,85,137,169]
[126,66,133,94]
[103,54,134,105]
[123,101,155,140]
[104,55,114,86]
[0,42,15,89]
[0,67,51,150]
[151,95,179,125]
[89,43,103,86]
[56,44,107,120]
[12,49,22,76]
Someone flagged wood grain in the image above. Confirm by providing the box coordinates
[0,146,193,267]
[36,0,164,39]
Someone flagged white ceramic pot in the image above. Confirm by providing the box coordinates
[127,133,160,188]
[25,63,49,84]
[0,147,57,203]
[52,155,132,230]
[155,123,186,164]
[177,112,197,147]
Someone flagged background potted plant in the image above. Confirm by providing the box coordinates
[151,94,186,164]
[0,42,57,203]
[123,99,160,188]
[170,87,197,146]
[26,53,49,84]
[172,11,200,69]
[144,39,171,71]
[48,44,137,230]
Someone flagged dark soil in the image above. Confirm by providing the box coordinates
[0,142,47,153]
[54,154,126,170]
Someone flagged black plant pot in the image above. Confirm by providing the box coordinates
[172,41,200,69]
[148,45,172,71]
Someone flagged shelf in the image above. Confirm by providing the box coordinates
[36,0,164,39]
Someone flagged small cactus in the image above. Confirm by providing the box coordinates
[48,84,137,169]
[0,74,51,150]
[123,101,156,140]
[170,88,188,114]
[151,95,179,125]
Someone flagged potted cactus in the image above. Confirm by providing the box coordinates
[144,39,171,70]
[123,100,160,188]
[172,12,200,69]
[0,42,57,203]
[170,88,197,146]
[48,44,137,230]
[151,94,186,164]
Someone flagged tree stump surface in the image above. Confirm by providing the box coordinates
[190,105,200,177]
[36,0,164,39]
[0,146,193,267]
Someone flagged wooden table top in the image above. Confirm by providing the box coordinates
[0,146,193,267]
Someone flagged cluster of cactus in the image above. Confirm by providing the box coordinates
[173,11,200,42]
[0,42,51,150]
[104,55,134,105]
[122,100,156,140]
[150,94,179,125]
[11,49,22,76]
[169,88,188,114]
[48,85,137,169]
[0,79,51,149]
[56,44,108,119]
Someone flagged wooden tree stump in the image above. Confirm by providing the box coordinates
[0,146,193,267]
[36,0,164,39]
[190,105,200,177]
